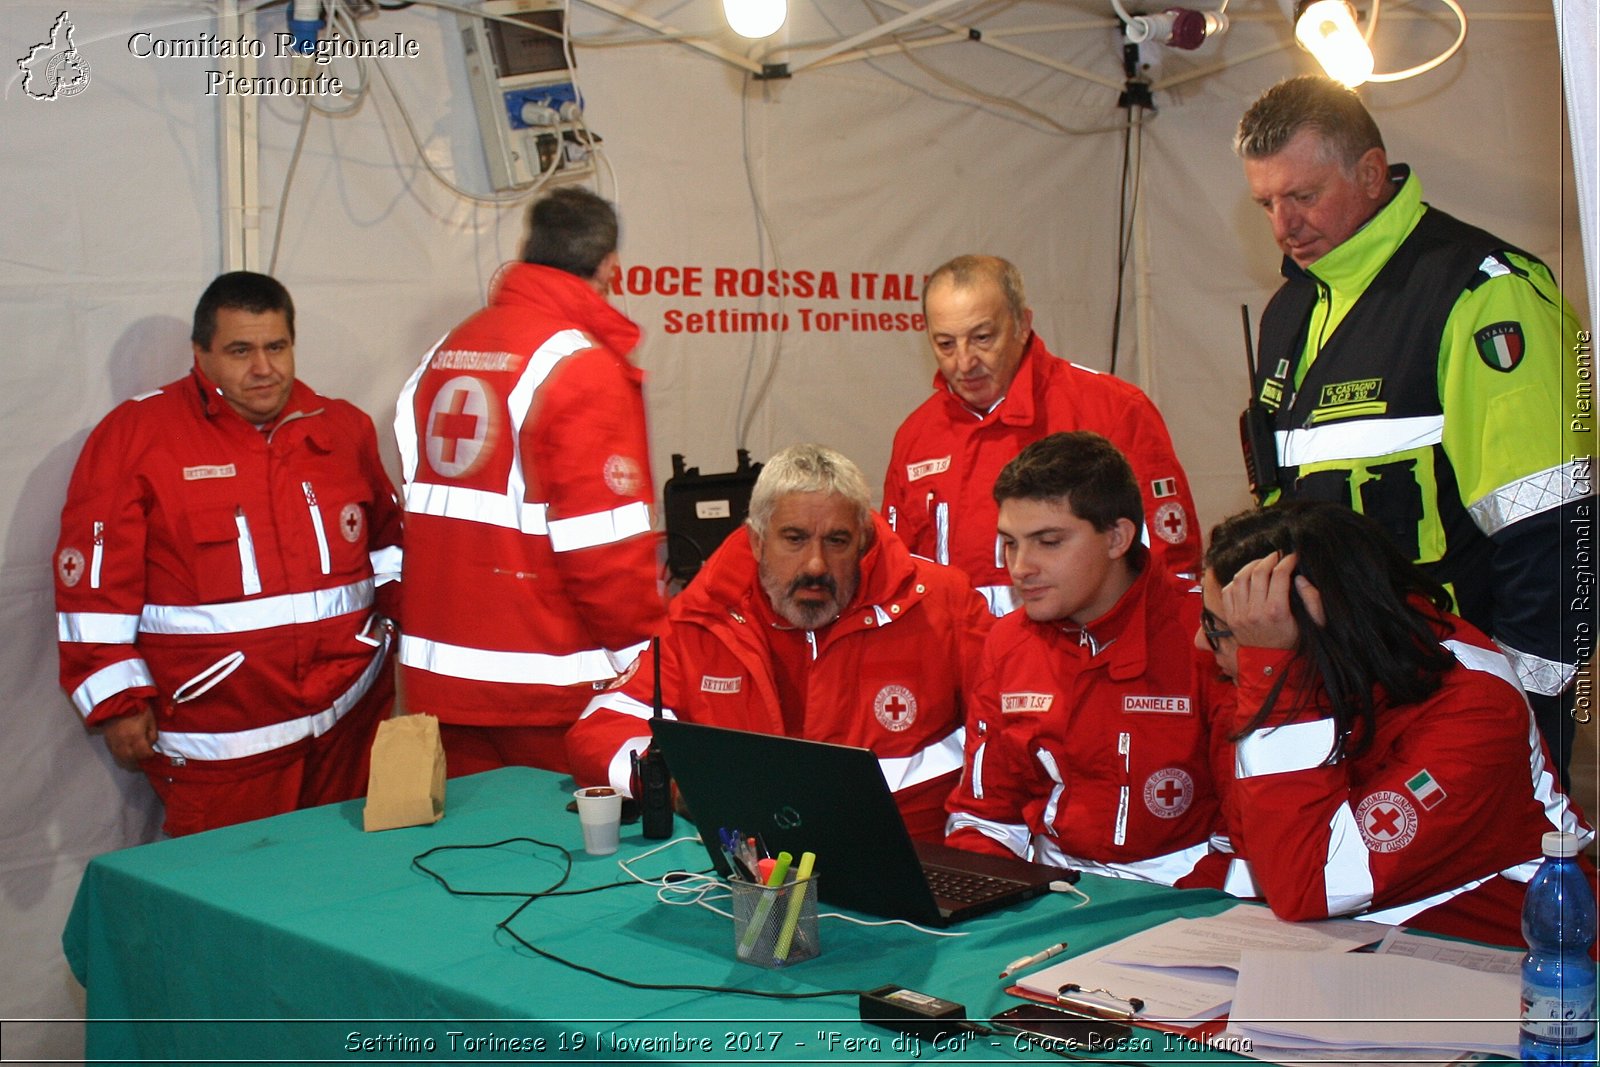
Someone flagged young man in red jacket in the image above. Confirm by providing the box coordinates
[396,188,664,776]
[567,444,992,840]
[884,255,1199,616]
[946,432,1221,883]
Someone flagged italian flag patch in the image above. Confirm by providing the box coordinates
[1474,322,1525,372]
[1405,768,1447,810]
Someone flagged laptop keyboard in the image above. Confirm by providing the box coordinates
[922,864,1028,904]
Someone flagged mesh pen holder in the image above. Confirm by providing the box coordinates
[731,874,820,968]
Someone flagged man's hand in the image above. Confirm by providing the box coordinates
[1220,550,1326,650]
[101,703,159,769]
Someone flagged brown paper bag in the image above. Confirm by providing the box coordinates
[363,714,446,831]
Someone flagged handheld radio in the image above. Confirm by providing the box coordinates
[1237,304,1281,502]
[637,637,674,839]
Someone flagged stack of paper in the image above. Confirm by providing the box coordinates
[1015,904,1377,1027]
[1014,904,1522,1063]
[1224,936,1522,1061]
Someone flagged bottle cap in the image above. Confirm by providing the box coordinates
[1542,830,1583,858]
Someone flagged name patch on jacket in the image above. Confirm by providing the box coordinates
[700,675,742,693]
[183,464,237,480]
[1312,378,1386,421]
[906,456,951,482]
[433,349,517,372]
[1123,695,1190,714]
[1001,692,1054,713]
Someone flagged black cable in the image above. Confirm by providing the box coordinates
[1108,104,1146,376]
[412,836,575,898]
[412,838,870,1003]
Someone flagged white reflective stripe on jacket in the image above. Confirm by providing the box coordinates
[152,632,391,762]
[1033,836,1209,886]
[399,634,650,687]
[138,579,374,635]
[70,658,156,718]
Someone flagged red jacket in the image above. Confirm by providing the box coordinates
[396,264,666,727]
[54,371,401,773]
[1182,611,1592,947]
[946,561,1221,883]
[885,336,1201,613]
[566,514,994,840]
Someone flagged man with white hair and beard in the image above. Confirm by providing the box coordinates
[567,443,993,839]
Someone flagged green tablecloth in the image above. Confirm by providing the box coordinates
[63,766,1244,1065]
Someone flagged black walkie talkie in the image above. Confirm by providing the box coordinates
[637,637,674,839]
[1237,304,1281,502]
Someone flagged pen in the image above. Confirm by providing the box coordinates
[999,941,1070,980]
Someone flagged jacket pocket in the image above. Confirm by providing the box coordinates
[185,506,260,601]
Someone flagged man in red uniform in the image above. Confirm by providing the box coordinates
[566,444,992,839]
[1184,502,1590,946]
[885,255,1200,616]
[55,272,402,836]
[945,433,1219,882]
[396,188,664,776]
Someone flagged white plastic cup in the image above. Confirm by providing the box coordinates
[573,787,623,855]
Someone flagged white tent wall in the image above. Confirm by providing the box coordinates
[1555,0,1597,320]
[0,1,1585,1059]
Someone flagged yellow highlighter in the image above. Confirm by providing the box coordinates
[772,850,816,962]
[737,850,792,957]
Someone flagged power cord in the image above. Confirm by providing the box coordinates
[411,836,872,1001]
[616,837,973,937]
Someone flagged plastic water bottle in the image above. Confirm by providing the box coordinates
[1520,830,1598,1064]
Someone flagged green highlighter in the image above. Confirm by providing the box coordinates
[772,850,816,961]
[737,850,792,957]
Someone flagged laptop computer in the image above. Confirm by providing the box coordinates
[649,719,1076,927]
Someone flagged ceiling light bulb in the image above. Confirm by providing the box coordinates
[1295,0,1374,87]
[724,0,786,39]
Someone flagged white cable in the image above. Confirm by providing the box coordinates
[1365,0,1466,83]
[614,834,705,883]
[271,0,585,205]
[588,145,633,321]
[267,100,314,274]
[304,0,370,115]
[612,835,972,938]
[368,37,561,203]
[819,912,970,937]
[1051,879,1093,908]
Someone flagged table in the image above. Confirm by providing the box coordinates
[64,767,1244,1065]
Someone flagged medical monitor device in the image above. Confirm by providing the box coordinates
[459,0,596,190]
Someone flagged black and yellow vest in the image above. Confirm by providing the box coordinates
[1252,206,1517,631]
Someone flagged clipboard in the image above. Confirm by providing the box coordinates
[1002,982,1231,1041]
[1007,927,1236,1039]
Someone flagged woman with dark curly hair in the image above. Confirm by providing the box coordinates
[1183,501,1590,947]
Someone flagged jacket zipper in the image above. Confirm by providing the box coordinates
[234,508,262,595]
[303,481,331,575]
[90,520,104,589]
[172,650,246,703]
[1114,731,1131,847]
